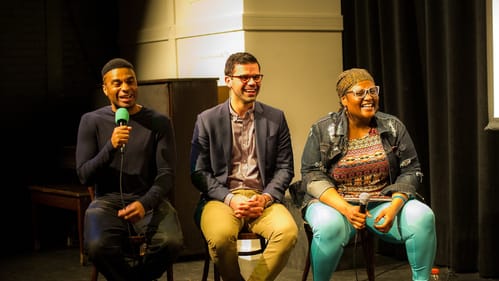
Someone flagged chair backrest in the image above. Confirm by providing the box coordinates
[88,186,95,201]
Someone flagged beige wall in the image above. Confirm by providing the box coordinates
[245,31,342,180]
[119,0,343,181]
[117,0,344,269]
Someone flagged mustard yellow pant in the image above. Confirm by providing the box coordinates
[199,189,298,281]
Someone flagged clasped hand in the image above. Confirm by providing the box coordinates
[230,194,266,219]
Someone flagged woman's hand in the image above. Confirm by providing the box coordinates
[374,193,407,233]
[373,205,398,233]
[345,205,370,230]
[319,188,372,229]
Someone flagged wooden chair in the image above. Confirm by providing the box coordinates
[29,184,92,265]
[201,230,267,281]
[194,195,267,281]
[288,180,390,281]
[28,146,92,266]
[301,221,375,281]
[87,187,174,281]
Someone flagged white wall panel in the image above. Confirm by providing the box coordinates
[177,32,245,84]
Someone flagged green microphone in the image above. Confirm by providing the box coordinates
[115,107,129,126]
[115,108,129,152]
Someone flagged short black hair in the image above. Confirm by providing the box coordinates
[224,52,260,76]
[101,58,134,77]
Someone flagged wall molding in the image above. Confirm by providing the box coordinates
[135,11,342,43]
[243,12,342,32]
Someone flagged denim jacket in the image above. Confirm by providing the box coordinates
[294,110,423,211]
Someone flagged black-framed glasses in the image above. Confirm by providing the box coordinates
[229,74,264,83]
[346,86,380,99]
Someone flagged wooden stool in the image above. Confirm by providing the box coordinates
[29,184,91,265]
[302,222,376,281]
[202,231,267,281]
[91,263,173,281]
[87,187,174,281]
[90,235,174,281]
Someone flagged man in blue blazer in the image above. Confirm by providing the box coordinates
[190,52,298,281]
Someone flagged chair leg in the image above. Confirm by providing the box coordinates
[302,222,313,281]
[303,222,376,281]
[202,244,221,281]
[360,229,375,281]
[213,264,221,281]
[90,265,98,281]
[201,249,210,281]
[166,262,174,281]
[90,260,173,281]
[302,244,311,281]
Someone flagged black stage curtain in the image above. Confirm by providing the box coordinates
[341,0,499,277]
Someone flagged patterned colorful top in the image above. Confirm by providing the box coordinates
[332,128,390,198]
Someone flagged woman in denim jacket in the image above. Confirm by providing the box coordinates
[300,68,436,281]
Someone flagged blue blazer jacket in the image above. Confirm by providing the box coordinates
[190,99,294,203]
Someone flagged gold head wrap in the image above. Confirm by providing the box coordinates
[336,68,374,98]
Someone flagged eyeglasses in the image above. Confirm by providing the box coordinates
[229,74,264,83]
[346,86,380,99]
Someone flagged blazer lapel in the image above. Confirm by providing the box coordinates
[254,102,267,185]
[219,101,232,167]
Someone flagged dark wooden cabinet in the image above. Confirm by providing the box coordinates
[137,78,218,257]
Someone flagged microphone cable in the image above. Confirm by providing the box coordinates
[115,108,145,269]
[119,147,147,267]
[119,149,133,238]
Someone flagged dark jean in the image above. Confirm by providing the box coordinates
[84,194,184,281]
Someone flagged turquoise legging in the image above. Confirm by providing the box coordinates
[304,199,436,281]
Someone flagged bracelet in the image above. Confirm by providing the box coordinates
[392,195,408,203]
